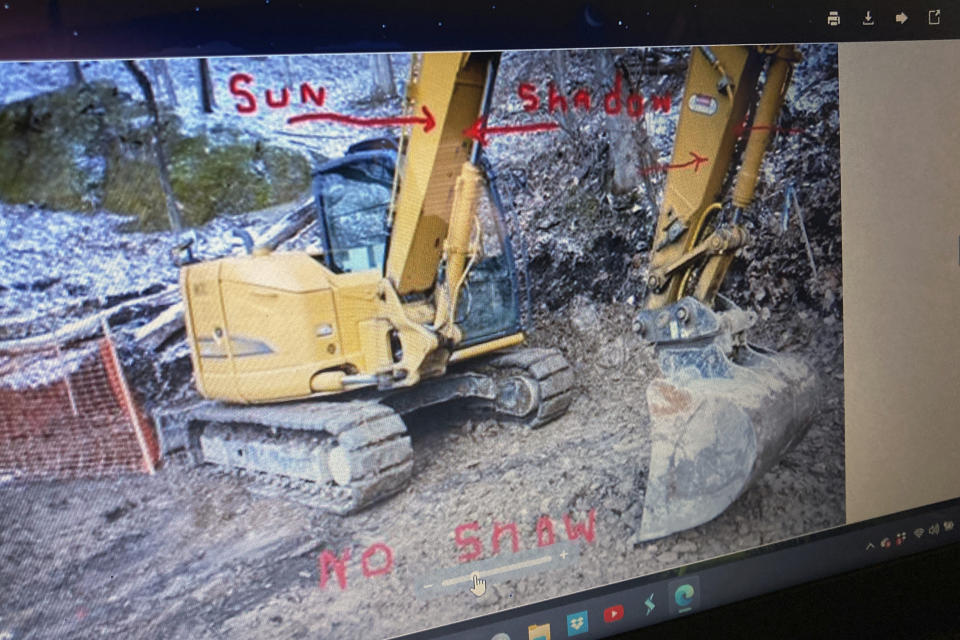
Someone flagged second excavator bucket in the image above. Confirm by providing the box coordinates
[634,298,820,541]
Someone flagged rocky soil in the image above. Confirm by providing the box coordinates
[0,44,843,640]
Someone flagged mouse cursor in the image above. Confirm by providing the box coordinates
[469,572,486,597]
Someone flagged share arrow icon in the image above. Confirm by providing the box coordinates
[644,593,655,616]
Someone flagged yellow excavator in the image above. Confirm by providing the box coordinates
[633,45,819,540]
[175,52,575,514]
[174,47,820,538]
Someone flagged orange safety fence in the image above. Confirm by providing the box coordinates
[0,335,160,481]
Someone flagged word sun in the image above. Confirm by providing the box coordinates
[228,72,326,114]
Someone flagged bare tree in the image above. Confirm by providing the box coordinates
[197,58,216,113]
[283,55,295,90]
[369,54,397,102]
[597,50,642,195]
[124,60,184,231]
[67,61,85,85]
[149,60,178,107]
[547,50,579,140]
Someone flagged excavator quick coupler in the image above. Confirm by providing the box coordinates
[633,297,820,541]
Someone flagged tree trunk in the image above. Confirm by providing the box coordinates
[124,60,184,232]
[67,61,85,84]
[369,54,397,102]
[197,58,216,113]
[283,55,295,89]
[598,50,642,195]
[149,60,178,107]
[547,49,579,140]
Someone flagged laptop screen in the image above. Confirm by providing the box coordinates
[0,3,957,639]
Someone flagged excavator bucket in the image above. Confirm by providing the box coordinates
[634,298,820,541]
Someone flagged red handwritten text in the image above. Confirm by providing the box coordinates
[639,151,710,176]
[519,73,671,119]
[455,509,597,562]
[463,115,559,146]
[228,72,327,115]
[317,541,394,591]
[288,106,436,132]
[734,121,806,138]
[315,509,598,592]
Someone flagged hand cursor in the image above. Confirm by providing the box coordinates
[469,571,486,597]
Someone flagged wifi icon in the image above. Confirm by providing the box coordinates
[914,527,924,539]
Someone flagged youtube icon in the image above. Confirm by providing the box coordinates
[603,604,624,623]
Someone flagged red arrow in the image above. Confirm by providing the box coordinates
[463,115,560,147]
[287,105,436,132]
[734,121,805,137]
[639,151,710,176]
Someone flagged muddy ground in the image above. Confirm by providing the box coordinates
[0,45,843,639]
[0,298,844,639]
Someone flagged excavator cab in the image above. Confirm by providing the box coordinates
[311,140,523,348]
[313,148,394,274]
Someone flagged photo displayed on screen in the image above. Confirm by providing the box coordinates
[0,44,842,638]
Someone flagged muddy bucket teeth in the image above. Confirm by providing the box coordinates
[634,298,820,541]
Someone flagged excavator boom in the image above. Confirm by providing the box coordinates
[635,45,821,540]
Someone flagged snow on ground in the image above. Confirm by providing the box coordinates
[0,54,412,160]
[0,46,845,637]
[0,202,305,325]
[0,52,417,335]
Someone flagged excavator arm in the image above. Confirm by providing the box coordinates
[644,45,798,309]
[633,45,821,541]
[372,52,506,383]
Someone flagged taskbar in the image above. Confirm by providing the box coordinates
[396,497,960,640]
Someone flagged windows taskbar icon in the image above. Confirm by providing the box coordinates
[528,623,550,640]
[668,576,701,615]
[566,610,588,636]
[603,604,624,623]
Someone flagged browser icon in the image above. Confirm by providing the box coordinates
[667,576,701,615]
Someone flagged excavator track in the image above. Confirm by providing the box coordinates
[187,400,413,515]
[176,347,574,515]
[484,347,576,428]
